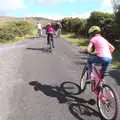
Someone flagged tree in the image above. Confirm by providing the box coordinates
[87,11,114,28]
[112,0,120,14]
[112,0,120,39]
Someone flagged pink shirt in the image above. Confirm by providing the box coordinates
[46,26,54,34]
[90,35,112,58]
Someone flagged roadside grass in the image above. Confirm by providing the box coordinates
[61,33,120,68]
[61,33,88,49]
[0,36,25,44]
[0,34,34,44]
[0,29,36,44]
[0,20,36,44]
[0,21,5,26]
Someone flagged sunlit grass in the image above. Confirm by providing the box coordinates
[61,33,88,48]
[0,21,5,26]
[0,37,24,44]
[112,61,120,68]
[0,33,35,44]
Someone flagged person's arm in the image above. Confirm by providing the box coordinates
[87,42,95,53]
[108,41,115,53]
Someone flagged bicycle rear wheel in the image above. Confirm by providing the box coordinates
[80,65,88,91]
[48,37,52,53]
[97,84,118,120]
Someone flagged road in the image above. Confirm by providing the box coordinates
[0,35,120,120]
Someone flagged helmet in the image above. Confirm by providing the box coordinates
[88,26,101,34]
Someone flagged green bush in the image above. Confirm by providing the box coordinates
[87,11,114,27]
[61,11,118,41]
[61,17,87,37]
[0,21,35,41]
[0,26,15,40]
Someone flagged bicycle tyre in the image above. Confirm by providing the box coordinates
[48,36,52,53]
[97,84,118,120]
[80,65,88,91]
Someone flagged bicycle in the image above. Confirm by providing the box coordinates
[47,33,56,53]
[80,55,119,120]
[37,29,42,37]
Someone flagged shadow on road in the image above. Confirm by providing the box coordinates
[29,81,101,120]
[26,47,50,53]
[29,36,44,39]
[69,103,100,120]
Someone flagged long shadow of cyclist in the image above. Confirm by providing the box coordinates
[26,47,51,54]
[29,81,101,120]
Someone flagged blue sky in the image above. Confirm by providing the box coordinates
[0,0,113,19]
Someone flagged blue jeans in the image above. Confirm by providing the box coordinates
[88,56,112,77]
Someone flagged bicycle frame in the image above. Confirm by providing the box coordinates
[91,64,104,99]
[80,62,119,120]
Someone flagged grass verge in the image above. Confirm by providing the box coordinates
[61,33,88,49]
[0,30,36,44]
[0,36,28,44]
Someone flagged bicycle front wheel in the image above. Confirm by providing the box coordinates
[97,84,118,120]
[80,65,88,91]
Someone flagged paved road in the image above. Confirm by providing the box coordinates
[0,36,120,120]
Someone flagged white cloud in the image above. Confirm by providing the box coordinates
[0,0,114,18]
[25,11,91,20]
[100,0,113,13]
[25,13,64,20]
[71,12,91,18]
[0,0,26,15]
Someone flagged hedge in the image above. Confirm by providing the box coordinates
[0,21,35,41]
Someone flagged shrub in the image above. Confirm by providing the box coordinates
[0,21,35,41]
[0,26,15,40]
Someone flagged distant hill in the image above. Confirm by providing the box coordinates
[0,16,23,21]
[0,16,56,26]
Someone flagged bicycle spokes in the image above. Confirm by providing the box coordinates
[97,85,117,120]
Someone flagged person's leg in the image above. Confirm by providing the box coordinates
[57,29,60,37]
[88,56,103,78]
[38,29,41,37]
[51,34,54,48]
[47,34,49,44]
[40,29,42,36]
[47,34,51,49]
[101,58,112,78]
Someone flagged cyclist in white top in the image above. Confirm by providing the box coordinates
[36,22,42,37]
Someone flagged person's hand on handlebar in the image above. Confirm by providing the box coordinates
[79,46,96,55]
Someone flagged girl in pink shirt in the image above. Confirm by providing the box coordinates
[87,26,115,79]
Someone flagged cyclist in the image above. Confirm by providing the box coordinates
[56,22,62,37]
[36,22,42,37]
[46,23,55,49]
[87,26,115,79]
